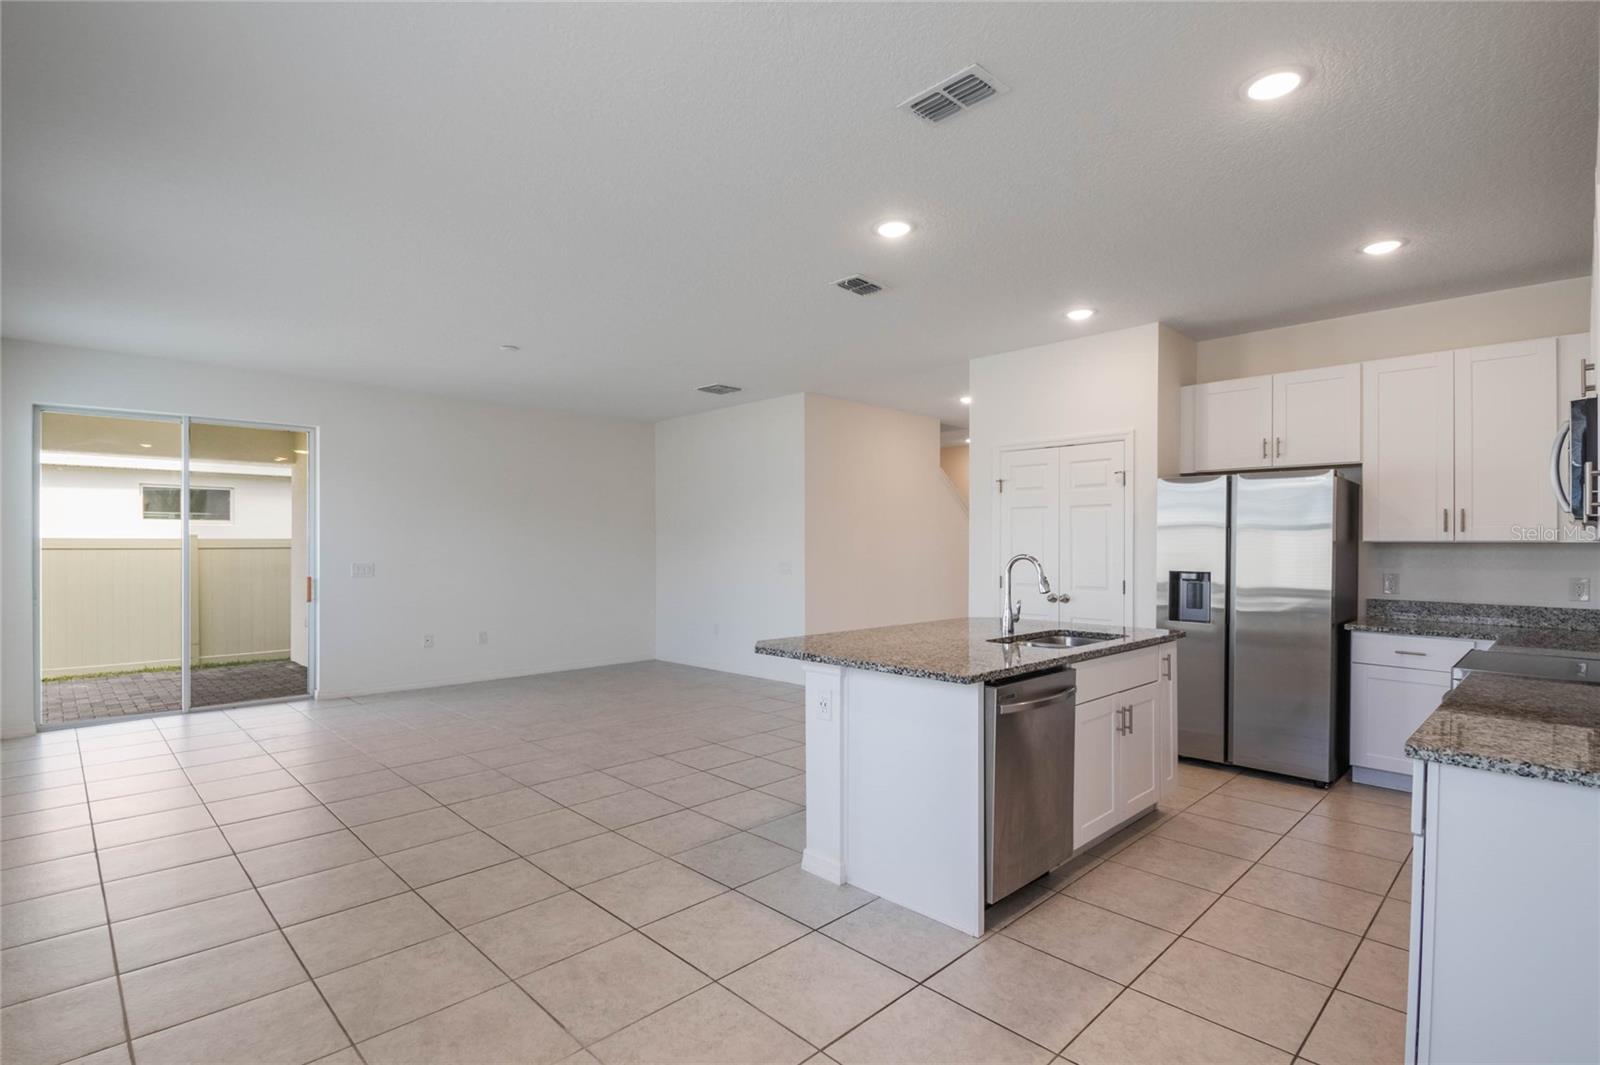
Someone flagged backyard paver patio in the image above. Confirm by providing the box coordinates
[41,660,310,724]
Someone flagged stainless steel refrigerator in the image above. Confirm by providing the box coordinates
[1155,469,1358,784]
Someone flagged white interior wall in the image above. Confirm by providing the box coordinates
[968,323,1164,627]
[2,338,657,736]
[803,394,967,635]
[1198,278,1598,612]
[654,396,806,682]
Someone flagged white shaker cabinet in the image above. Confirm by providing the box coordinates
[1362,351,1455,541]
[1071,649,1169,850]
[1453,337,1557,541]
[1072,692,1120,847]
[1350,632,1489,790]
[1182,365,1360,473]
[1271,363,1362,466]
[1188,375,1273,472]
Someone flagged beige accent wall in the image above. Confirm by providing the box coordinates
[41,538,292,676]
[805,395,968,635]
[939,445,970,504]
[1196,277,1590,382]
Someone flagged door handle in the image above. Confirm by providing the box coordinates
[1261,437,1268,460]
[1161,654,1172,679]
[1443,508,1450,534]
[1459,508,1466,534]
[998,689,1077,715]
[1275,437,1283,459]
[1394,650,1428,657]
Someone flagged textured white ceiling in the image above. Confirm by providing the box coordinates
[4,2,1595,426]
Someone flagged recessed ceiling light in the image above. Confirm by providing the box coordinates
[875,220,913,239]
[959,395,972,406]
[138,442,152,448]
[1245,69,1304,101]
[1066,307,1096,322]
[499,344,521,352]
[1361,238,1407,256]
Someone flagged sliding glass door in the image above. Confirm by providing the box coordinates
[36,408,315,726]
[187,421,311,710]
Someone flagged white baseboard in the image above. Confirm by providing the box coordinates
[315,653,655,701]
[801,849,844,885]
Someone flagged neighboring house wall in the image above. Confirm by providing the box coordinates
[1197,278,1598,610]
[40,463,291,538]
[803,395,967,635]
[940,445,970,504]
[2,338,657,737]
[969,323,1182,627]
[655,395,806,682]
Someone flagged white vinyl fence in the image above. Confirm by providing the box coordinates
[41,538,291,677]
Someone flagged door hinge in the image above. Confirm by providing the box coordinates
[996,478,1005,494]
[306,577,314,603]
[1122,580,1126,594]
[1114,470,1125,486]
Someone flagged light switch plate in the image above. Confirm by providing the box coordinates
[1572,577,1591,603]
[1382,573,1399,595]
[351,562,376,578]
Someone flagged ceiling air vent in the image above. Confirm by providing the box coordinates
[900,64,1009,124]
[835,276,883,296]
[696,383,742,395]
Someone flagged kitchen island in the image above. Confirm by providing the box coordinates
[755,617,1182,935]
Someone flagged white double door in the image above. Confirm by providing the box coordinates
[998,440,1128,627]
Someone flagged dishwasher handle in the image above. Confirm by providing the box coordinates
[997,687,1076,715]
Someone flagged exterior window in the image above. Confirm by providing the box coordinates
[141,486,232,522]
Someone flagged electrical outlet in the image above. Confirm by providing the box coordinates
[1572,578,1591,603]
[351,562,376,578]
[1382,573,1399,595]
[478,630,489,645]
[817,691,832,722]
[422,633,434,649]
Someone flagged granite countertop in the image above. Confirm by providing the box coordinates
[1407,672,1600,788]
[1346,598,1600,656]
[754,617,1181,684]
[1349,618,1600,656]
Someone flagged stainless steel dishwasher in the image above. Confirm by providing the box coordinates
[985,668,1076,904]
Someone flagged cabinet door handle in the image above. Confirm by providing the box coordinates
[1459,508,1466,534]
[1584,359,1596,396]
[1443,508,1450,534]
[1394,650,1428,657]
[1161,654,1172,679]
[1275,437,1283,458]
[1262,437,1269,460]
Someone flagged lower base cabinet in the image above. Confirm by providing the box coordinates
[1072,666,1166,849]
[1350,633,1486,790]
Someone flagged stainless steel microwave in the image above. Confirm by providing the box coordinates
[1552,395,1598,524]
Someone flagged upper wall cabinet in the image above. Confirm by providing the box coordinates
[1363,338,1561,542]
[1453,338,1557,541]
[1363,351,1454,542]
[1180,363,1360,473]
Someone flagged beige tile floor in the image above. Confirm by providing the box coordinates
[0,661,1412,1065]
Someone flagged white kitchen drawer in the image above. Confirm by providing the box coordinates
[1075,648,1158,703]
[1351,631,1477,672]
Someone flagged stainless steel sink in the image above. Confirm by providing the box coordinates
[990,632,1112,650]
[1024,633,1109,649]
